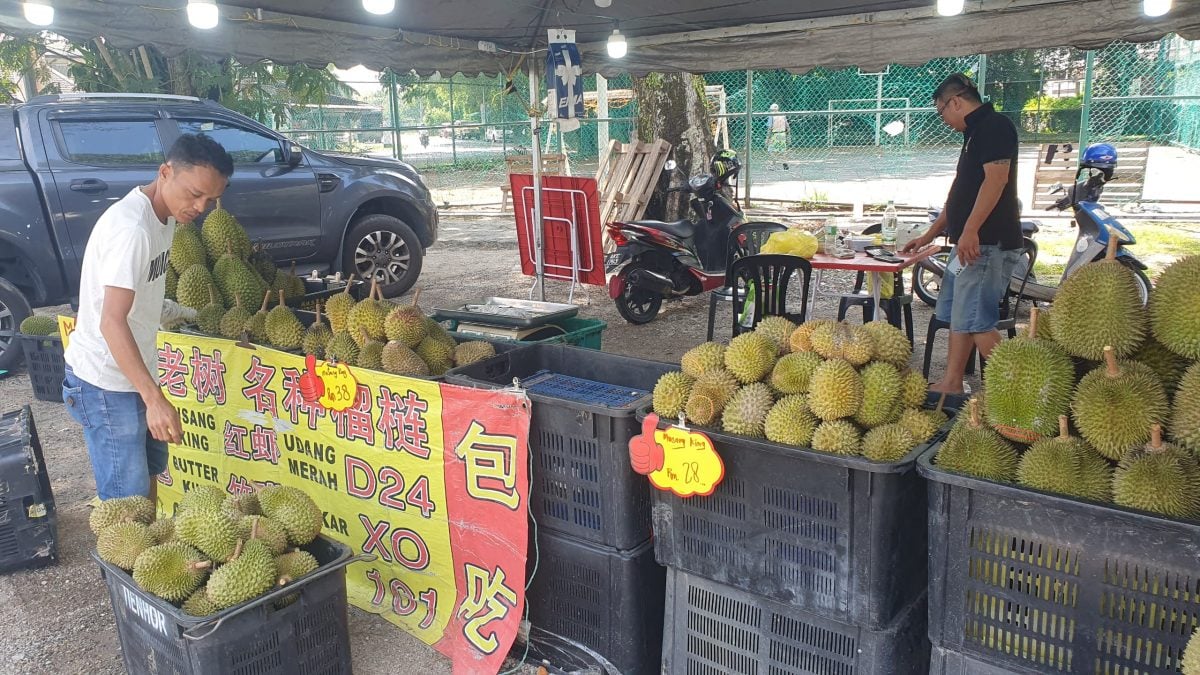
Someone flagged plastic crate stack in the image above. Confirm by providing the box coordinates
[918,449,1200,674]
[447,344,676,675]
[17,332,66,403]
[0,406,58,573]
[645,394,965,675]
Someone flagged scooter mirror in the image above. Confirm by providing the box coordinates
[663,160,678,172]
[882,120,906,137]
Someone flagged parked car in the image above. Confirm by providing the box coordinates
[0,92,439,370]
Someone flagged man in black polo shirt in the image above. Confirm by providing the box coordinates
[903,74,1023,394]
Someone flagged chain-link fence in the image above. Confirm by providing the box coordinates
[261,35,1200,210]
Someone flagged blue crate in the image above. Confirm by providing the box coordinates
[521,370,650,410]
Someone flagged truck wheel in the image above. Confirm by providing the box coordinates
[343,214,424,298]
[0,277,32,372]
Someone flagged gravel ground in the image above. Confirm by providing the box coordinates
[0,237,975,675]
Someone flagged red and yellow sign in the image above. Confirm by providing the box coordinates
[629,413,725,497]
[155,333,531,674]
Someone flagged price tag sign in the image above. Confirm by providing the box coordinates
[629,413,725,498]
[316,361,358,412]
[57,315,76,349]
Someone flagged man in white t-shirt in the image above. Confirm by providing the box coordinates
[63,134,233,501]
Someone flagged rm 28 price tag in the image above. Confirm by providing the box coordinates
[629,413,725,498]
[316,362,358,412]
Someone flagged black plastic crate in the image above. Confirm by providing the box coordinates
[644,394,963,630]
[294,277,365,310]
[0,406,57,573]
[662,568,930,675]
[95,535,356,675]
[18,333,65,402]
[446,345,678,550]
[918,448,1200,675]
[930,645,1032,674]
[526,531,665,675]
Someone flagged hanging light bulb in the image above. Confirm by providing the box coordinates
[936,0,964,16]
[187,0,219,29]
[595,0,613,7]
[363,0,396,14]
[22,0,54,26]
[1143,0,1171,17]
[607,29,627,59]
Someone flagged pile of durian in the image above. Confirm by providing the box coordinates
[652,318,946,463]
[93,486,325,616]
[934,252,1200,522]
[169,203,496,376]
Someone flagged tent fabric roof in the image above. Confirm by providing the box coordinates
[1,0,1198,76]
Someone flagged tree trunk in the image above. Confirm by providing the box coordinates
[633,73,715,221]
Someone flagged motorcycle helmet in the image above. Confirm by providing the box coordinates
[1081,143,1117,180]
[710,149,741,185]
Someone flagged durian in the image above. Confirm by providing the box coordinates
[1171,362,1200,454]
[266,290,305,350]
[808,359,864,421]
[808,321,874,366]
[170,222,207,274]
[258,485,324,546]
[984,308,1075,443]
[1149,254,1200,360]
[206,539,277,610]
[347,279,388,346]
[381,340,430,377]
[898,407,941,444]
[1133,336,1191,398]
[1017,415,1112,501]
[274,550,319,608]
[1050,236,1147,360]
[724,332,777,384]
[721,383,775,438]
[861,423,917,462]
[97,522,155,571]
[416,337,454,376]
[384,291,428,347]
[935,399,1020,483]
[90,496,155,534]
[195,286,225,335]
[325,331,359,365]
[182,586,220,617]
[681,342,727,379]
[454,341,496,367]
[147,518,175,545]
[218,296,253,340]
[19,315,58,336]
[863,321,912,368]
[754,316,797,355]
[201,199,252,261]
[653,372,694,419]
[325,277,357,333]
[685,369,740,426]
[811,420,861,455]
[898,369,928,409]
[175,508,240,563]
[176,264,218,311]
[246,291,272,343]
[1071,346,1169,461]
[178,485,227,514]
[1112,425,1200,519]
[302,303,333,358]
[764,395,817,446]
[769,352,822,395]
[133,543,211,602]
[356,329,385,370]
[789,319,833,353]
[855,362,902,428]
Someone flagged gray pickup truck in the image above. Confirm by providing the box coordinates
[0,93,439,370]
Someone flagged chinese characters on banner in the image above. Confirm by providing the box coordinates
[156,333,531,674]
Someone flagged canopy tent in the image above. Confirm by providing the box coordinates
[2,0,1198,77]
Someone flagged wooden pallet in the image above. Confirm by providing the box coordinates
[1032,141,1149,210]
[595,139,673,250]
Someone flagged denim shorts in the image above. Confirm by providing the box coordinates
[63,367,168,500]
[935,244,1023,333]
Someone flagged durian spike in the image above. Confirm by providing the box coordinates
[411,288,422,307]
[967,398,981,428]
[1104,226,1120,261]
[277,289,286,307]
[259,290,271,313]
[1102,345,1119,378]
[1148,424,1165,453]
[1028,307,1040,339]
[1058,415,1070,440]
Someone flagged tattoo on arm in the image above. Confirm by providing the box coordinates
[986,158,1011,167]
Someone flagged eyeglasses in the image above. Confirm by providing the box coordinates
[936,93,961,117]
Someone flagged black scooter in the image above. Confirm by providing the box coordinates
[606,160,745,324]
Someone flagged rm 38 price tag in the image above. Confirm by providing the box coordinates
[316,362,358,412]
[629,413,725,498]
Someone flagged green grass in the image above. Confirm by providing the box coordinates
[1030,221,1200,287]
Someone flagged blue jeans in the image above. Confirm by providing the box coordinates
[935,244,1022,333]
[63,367,168,500]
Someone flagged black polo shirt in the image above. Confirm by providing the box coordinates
[944,102,1022,250]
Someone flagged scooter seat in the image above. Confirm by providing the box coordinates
[1021,219,1041,235]
[630,219,695,240]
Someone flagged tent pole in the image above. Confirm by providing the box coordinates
[529,66,546,301]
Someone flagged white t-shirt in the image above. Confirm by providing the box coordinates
[65,188,176,392]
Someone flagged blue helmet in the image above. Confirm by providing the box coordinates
[1081,143,1117,171]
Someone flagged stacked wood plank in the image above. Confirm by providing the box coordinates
[595,139,673,250]
[1032,141,1149,210]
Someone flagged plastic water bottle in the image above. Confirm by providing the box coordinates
[882,201,898,254]
[824,220,839,255]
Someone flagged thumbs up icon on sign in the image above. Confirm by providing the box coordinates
[299,353,325,403]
